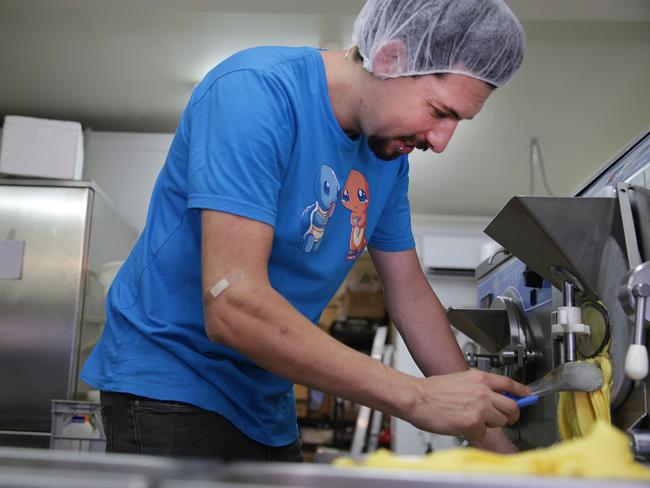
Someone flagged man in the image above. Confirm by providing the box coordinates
[82,0,529,461]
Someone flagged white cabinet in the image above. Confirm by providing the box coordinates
[421,234,487,271]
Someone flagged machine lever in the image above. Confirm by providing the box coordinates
[487,247,511,265]
[620,262,650,381]
[625,283,649,380]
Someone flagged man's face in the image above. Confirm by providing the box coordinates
[360,73,494,161]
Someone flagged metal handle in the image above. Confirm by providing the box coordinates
[633,285,649,345]
[487,248,511,265]
[625,284,649,380]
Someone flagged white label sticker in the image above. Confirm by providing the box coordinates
[0,240,25,279]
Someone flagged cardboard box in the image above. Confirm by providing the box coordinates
[342,290,385,319]
[296,400,308,418]
[0,116,84,179]
[300,427,334,445]
[343,400,360,421]
[312,392,333,418]
[318,303,342,333]
[294,384,309,401]
[346,254,382,293]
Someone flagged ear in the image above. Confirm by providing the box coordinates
[371,39,408,78]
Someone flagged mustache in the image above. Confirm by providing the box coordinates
[401,137,429,151]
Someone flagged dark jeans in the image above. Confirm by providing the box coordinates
[100,391,303,462]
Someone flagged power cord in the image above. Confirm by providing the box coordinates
[529,138,555,196]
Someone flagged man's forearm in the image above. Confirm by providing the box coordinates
[385,282,520,452]
[384,271,468,377]
[205,278,418,418]
[371,249,520,452]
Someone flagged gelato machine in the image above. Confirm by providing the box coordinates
[448,127,650,457]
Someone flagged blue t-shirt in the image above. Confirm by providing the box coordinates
[82,46,415,446]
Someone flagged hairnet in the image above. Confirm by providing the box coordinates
[351,0,525,87]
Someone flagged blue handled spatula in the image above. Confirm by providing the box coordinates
[504,361,603,408]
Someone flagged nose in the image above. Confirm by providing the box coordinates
[422,119,459,153]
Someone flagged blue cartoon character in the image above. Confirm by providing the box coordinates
[301,165,340,253]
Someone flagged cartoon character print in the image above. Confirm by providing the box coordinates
[341,170,369,260]
[301,165,340,253]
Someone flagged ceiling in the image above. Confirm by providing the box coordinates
[1,0,649,217]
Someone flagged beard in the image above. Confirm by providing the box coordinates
[367,135,428,161]
[367,135,400,161]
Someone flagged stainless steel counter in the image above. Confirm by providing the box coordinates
[216,463,650,488]
[0,447,647,488]
[0,446,221,487]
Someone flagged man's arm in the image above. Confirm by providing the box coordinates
[202,210,529,441]
[369,247,520,453]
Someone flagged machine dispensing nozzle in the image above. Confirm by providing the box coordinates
[551,278,590,363]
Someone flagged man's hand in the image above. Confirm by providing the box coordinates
[403,369,529,441]
[469,427,519,454]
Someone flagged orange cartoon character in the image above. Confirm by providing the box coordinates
[341,170,369,260]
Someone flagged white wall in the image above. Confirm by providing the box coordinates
[37,19,650,225]
[83,131,173,233]
[407,20,650,216]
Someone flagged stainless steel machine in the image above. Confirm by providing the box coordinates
[447,128,650,457]
[0,179,138,448]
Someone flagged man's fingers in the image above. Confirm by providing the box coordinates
[510,408,521,425]
[464,424,488,441]
[462,396,517,440]
[483,372,530,397]
[484,407,510,429]
[491,391,520,425]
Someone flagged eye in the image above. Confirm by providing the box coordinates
[431,107,448,119]
[324,181,330,196]
[358,189,367,203]
[343,189,350,202]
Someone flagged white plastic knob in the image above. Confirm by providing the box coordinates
[625,344,649,380]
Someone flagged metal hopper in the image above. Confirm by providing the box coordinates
[446,308,510,354]
[484,196,629,302]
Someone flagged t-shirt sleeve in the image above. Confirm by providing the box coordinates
[185,69,293,227]
[369,157,416,252]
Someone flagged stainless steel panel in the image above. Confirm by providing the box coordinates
[78,184,139,396]
[0,186,91,432]
[0,446,222,488]
[447,309,509,354]
[0,446,646,488]
[513,287,559,448]
[0,180,138,439]
[218,463,650,488]
[575,127,650,198]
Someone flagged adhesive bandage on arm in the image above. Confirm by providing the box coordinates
[204,269,245,306]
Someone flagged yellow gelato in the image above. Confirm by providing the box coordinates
[335,421,650,480]
[558,347,612,439]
